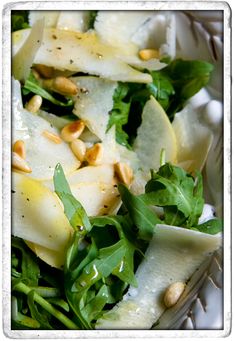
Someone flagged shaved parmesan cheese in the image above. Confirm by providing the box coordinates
[134,96,177,171]
[101,126,120,164]
[12,29,31,56]
[72,76,117,140]
[12,172,73,253]
[13,20,44,81]
[94,11,154,52]
[96,224,221,329]
[57,11,91,32]
[132,12,176,59]
[172,104,213,173]
[32,28,152,83]
[29,11,60,27]
[12,79,80,180]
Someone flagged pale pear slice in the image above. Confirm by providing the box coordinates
[26,241,65,269]
[12,172,73,252]
[96,224,221,329]
[70,182,120,216]
[32,28,152,83]
[72,76,117,140]
[12,79,80,180]
[172,104,213,173]
[134,96,177,171]
[12,20,44,81]
[43,164,115,191]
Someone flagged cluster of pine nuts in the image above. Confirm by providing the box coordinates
[12,140,32,173]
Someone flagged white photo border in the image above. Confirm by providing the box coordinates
[2,1,232,339]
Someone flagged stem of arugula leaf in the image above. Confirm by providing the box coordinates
[13,282,79,330]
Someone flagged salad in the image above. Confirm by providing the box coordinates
[11,10,223,330]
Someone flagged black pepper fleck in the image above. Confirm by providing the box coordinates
[11,190,16,194]
[104,205,108,208]
[52,34,57,40]
[26,198,30,201]
[21,215,25,218]
[70,59,74,64]
[56,47,62,50]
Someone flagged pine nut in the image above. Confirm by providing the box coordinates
[42,130,62,144]
[163,282,185,308]
[114,162,133,186]
[13,140,26,159]
[139,48,160,61]
[34,64,54,78]
[61,120,85,142]
[12,152,32,173]
[25,95,43,113]
[85,143,103,166]
[70,139,86,162]
[43,77,78,96]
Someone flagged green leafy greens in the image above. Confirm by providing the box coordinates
[108,59,213,146]
[11,11,30,32]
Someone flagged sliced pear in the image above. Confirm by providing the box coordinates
[134,96,177,171]
[12,79,80,180]
[72,76,117,140]
[43,164,115,191]
[12,172,73,253]
[96,224,221,329]
[26,241,65,269]
[43,163,120,216]
[70,182,120,216]
[12,20,44,81]
[172,104,213,173]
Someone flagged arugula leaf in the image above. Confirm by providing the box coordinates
[12,237,40,286]
[11,11,29,32]
[118,183,161,240]
[22,71,74,107]
[53,163,91,233]
[87,10,98,29]
[142,163,204,227]
[193,218,223,235]
[107,83,131,147]
[161,59,214,119]
[109,59,213,146]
